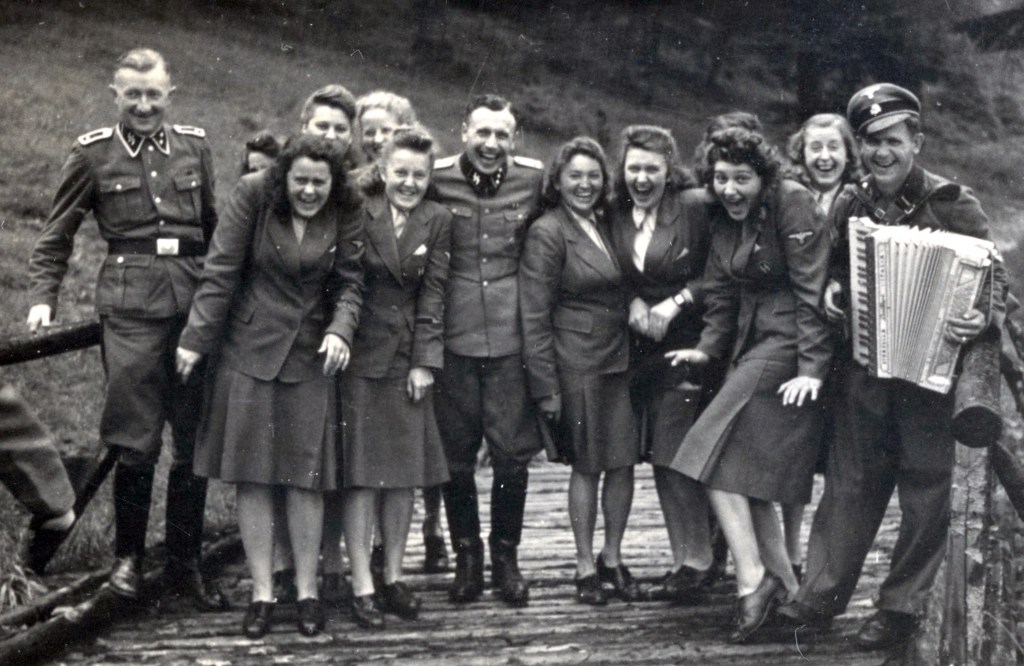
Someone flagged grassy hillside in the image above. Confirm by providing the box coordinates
[1,0,1023,594]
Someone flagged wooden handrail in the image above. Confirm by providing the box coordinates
[0,320,101,367]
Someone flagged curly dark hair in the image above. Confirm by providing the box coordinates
[611,125,694,211]
[266,134,360,221]
[702,127,781,188]
[358,125,437,197]
[692,111,762,184]
[539,136,610,214]
[785,113,862,189]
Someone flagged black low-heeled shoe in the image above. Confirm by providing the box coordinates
[351,593,385,629]
[729,573,783,644]
[595,554,644,602]
[297,598,325,636]
[574,573,608,606]
[381,581,421,620]
[242,600,276,639]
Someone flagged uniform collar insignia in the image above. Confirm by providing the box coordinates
[117,124,170,158]
[459,153,507,197]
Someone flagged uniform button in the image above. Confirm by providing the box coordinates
[484,208,491,214]
[115,184,123,191]
[191,181,197,187]
[481,258,488,263]
[482,280,489,287]
[116,256,124,264]
[150,171,158,178]
[148,145,154,152]
[154,196,162,204]
[482,233,489,239]
[158,220,165,226]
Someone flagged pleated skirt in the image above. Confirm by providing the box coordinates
[670,357,822,504]
[194,365,337,491]
[561,367,641,475]
[340,375,450,489]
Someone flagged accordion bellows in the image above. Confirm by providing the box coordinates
[849,217,994,394]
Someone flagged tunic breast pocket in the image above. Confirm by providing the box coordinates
[98,176,145,228]
[95,254,155,315]
[173,172,202,221]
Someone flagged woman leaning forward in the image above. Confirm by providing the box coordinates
[666,127,832,643]
[176,135,364,639]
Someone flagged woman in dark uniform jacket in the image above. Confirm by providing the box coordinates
[666,128,831,643]
[780,113,862,578]
[520,136,641,606]
[341,127,452,628]
[606,125,716,604]
[176,135,363,638]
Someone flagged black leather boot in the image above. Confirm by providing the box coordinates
[490,538,529,607]
[164,467,228,611]
[490,467,528,549]
[449,536,484,603]
[110,461,154,598]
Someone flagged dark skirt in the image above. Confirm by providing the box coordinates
[194,364,337,491]
[341,375,450,489]
[629,344,703,468]
[561,367,641,475]
[669,357,823,504]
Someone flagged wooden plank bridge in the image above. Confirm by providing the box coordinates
[36,463,898,665]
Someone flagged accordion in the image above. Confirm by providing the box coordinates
[848,217,994,394]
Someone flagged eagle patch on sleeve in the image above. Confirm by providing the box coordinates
[787,230,814,244]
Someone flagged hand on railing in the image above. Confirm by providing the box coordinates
[26,304,53,333]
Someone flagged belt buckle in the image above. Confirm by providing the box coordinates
[156,238,180,256]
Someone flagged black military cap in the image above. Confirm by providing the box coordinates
[846,83,921,136]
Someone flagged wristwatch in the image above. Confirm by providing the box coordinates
[672,291,688,307]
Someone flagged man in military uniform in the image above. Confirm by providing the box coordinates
[777,84,1007,649]
[431,94,544,607]
[26,48,225,609]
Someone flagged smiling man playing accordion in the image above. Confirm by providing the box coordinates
[776,83,1008,651]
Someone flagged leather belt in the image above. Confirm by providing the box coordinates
[107,238,207,257]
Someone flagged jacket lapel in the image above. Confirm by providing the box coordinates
[397,202,432,263]
[365,195,403,284]
[560,207,619,283]
[643,195,681,272]
[297,204,341,275]
[266,210,301,276]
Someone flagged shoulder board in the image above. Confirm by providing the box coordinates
[434,155,457,170]
[77,127,113,146]
[172,124,206,138]
[512,155,544,170]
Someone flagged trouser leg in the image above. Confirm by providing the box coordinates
[878,383,955,615]
[797,366,896,616]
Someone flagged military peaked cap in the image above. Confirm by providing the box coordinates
[847,83,921,135]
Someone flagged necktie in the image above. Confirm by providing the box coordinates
[632,208,655,272]
[393,209,407,239]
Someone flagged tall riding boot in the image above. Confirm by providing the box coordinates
[164,466,228,611]
[110,462,154,598]
[443,472,483,602]
[490,466,529,606]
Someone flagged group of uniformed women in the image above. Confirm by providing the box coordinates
[179,82,856,643]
